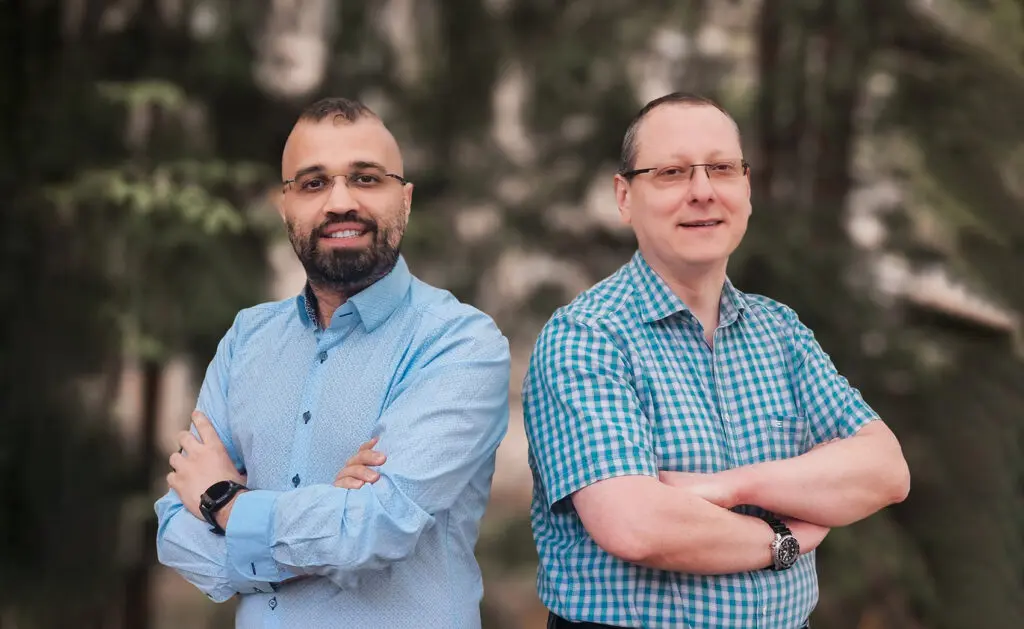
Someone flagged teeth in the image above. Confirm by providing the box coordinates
[328,229,363,238]
[684,221,718,227]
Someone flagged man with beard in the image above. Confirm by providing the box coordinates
[154,97,511,629]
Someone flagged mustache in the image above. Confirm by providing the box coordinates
[315,212,378,238]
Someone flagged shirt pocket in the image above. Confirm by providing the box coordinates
[731,414,810,466]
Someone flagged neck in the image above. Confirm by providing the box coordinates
[308,282,346,326]
[648,255,728,341]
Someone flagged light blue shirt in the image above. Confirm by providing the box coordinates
[523,251,877,628]
[155,256,511,629]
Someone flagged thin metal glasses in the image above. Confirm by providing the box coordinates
[621,159,750,185]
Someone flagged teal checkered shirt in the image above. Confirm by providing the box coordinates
[523,251,878,628]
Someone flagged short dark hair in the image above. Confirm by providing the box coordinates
[619,92,739,175]
[298,97,378,125]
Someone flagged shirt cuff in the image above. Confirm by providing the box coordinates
[225,490,295,586]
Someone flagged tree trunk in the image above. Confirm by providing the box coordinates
[123,358,163,629]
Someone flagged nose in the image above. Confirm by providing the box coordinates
[688,166,716,205]
[323,175,359,214]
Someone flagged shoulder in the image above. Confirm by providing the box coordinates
[530,265,642,374]
[737,291,820,361]
[740,292,803,330]
[223,297,300,345]
[404,277,509,357]
[559,264,638,329]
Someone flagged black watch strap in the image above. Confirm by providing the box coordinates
[759,514,792,536]
[200,480,247,536]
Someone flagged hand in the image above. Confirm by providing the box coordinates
[784,518,831,553]
[658,470,739,509]
[167,411,246,521]
[333,437,387,489]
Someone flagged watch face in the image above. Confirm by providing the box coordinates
[777,536,800,567]
[204,480,233,503]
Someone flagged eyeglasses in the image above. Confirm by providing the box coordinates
[621,159,750,184]
[283,167,409,197]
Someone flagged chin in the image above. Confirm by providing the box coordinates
[672,247,732,268]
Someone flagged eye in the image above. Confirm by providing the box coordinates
[351,173,383,187]
[709,162,738,175]
[657,166,687,178]
[300,176,327,191]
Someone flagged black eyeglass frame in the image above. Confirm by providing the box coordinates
[620,160,751,181]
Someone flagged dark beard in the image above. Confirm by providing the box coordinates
[288,212,401,296]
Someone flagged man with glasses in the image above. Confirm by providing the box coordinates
[155,97,510,629]
[521,93,911,628]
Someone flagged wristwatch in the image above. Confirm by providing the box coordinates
[199,480,247,535]
[760,514,800,571]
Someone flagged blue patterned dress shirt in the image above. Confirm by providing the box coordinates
[523,251,878,628]
[155,256,511,629]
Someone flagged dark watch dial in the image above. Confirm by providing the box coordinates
[776,535,800,566]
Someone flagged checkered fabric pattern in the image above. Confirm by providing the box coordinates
[523,251,878,629]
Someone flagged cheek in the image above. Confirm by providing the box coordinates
[719,192,751,227]
[637,190,686,227]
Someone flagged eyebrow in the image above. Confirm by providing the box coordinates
[290,160,392,179]
[291,164,326,180]
[350,160,389,172]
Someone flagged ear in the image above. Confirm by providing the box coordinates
[402,182,414,221]
[614,174,633,226]
[275,190,287,223]
[744,165,753,211]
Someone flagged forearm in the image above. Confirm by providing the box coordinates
[223,481,434,587]
[575,476,822,575]
[723,423,910,527]
[155,493,275,601]
[637,495,776,574]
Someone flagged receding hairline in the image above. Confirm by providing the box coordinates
[619,94,741,174]
[297,96,379,124]
[282,113,404,180]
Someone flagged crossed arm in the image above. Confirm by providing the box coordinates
[155,314,511,601]
[517,315,909,576]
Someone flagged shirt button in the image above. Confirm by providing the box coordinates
[268,596,277,610]
[302,410,311,424]
[318,350,328,363]
[292,474,301,487]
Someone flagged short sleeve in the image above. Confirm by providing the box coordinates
[790,316,879,444]
[522,315,658,509]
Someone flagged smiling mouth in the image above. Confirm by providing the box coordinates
[679,220,723,228]
[324,229,368,239]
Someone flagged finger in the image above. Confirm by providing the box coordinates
[338,465,380,484]
[357,437,379,452]
[177,430,200,453]
[169,451,185,471]
[347,449,386,467]
[191,411,221,447]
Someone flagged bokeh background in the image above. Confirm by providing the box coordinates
[2,1,1023,628]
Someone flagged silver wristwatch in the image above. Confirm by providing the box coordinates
[760,514,800,571]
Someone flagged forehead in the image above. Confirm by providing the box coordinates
[634,104,741,163]
[282,117,403,176]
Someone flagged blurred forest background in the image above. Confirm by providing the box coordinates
[1,0,1023,628]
